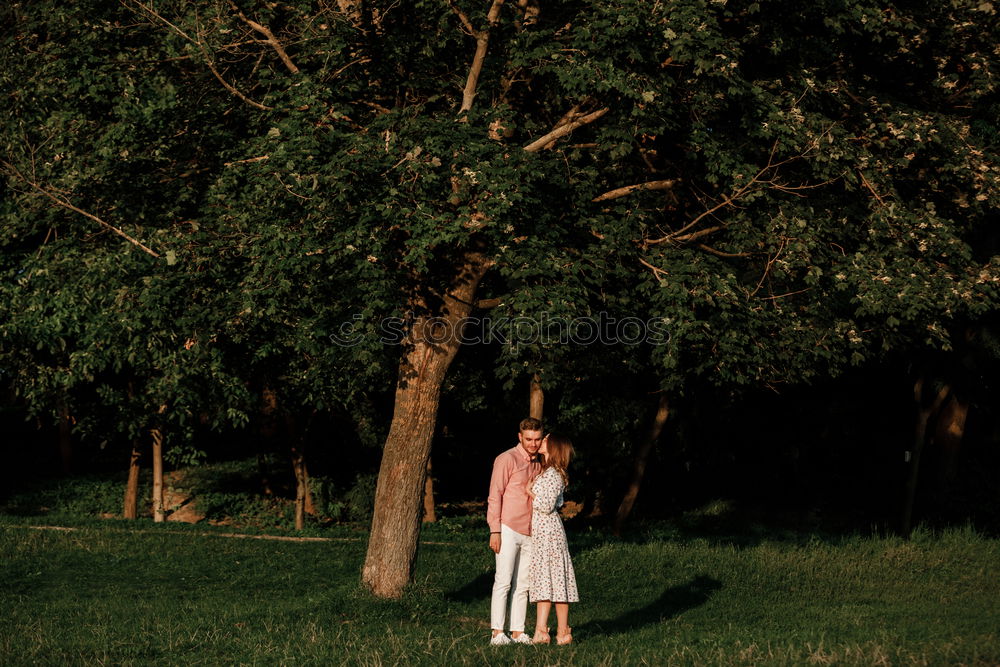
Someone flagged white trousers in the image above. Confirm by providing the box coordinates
[490,523,532,633]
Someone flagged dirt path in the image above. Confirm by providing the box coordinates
[21,524,456,545]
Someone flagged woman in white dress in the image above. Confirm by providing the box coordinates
[528,434,578,645]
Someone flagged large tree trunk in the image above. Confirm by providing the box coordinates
[530,373,544,420]
[123,440,141,519]
[362,249,491,598]
[151,425,166,523]
[901,378,950,537]
[614,394,670,535]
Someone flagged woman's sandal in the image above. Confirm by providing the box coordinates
[532,628,551,645]
[556,627,573,645]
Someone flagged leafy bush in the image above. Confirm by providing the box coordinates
[2,474,130,517]
[309,476,347,521]
[344,474,377,523]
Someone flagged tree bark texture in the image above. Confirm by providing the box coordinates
[123,441,141,519]
[362,249,492,598]
[529,373,544,420]
[614,394,670,535]
[151,426,166,523]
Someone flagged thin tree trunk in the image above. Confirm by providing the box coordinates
[584,489,605,518]
[530,373,544,420]
[123,440,141,519]
[614,394,670,535]
[934,394,969,487]
[901,378,950,537]
[422,458,436,523]
[261,386,280,436]
[288,412,315,530]
[258,453,275,497]
[259,387,280,497]
[303,457,315,516]
[362,249,492,598]
[292,445,307,530]
[151,426,166,523]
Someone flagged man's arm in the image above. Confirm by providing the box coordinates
[486,452,511,553]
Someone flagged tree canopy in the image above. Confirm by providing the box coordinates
[2,0,998,595]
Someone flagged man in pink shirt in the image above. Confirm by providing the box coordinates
[487,417,543,645]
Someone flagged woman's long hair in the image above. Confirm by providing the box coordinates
[540,433,574,487]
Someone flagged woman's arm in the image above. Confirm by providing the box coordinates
[532,469,562,514]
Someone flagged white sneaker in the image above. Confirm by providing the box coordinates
[510,633,532,645]
[490,633,512,646]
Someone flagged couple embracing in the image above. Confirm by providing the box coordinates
[487,418,578,646]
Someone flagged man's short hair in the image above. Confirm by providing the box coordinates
[519,417,543,433]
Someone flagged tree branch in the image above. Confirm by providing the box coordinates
[534,104,584,150]
[672,224,725,244]
[224,155,269,167]
[476,297,503,309]
[638,256,669,281]
[645,195,731,246]
[122,0,196,42]
[750,236,789,297]
[642,138,836,249]
[332,57,372,80]
[523,107,610,153]
[446,0,476,35]
[593,179,678,202]
[696,243,751,258]
[858,169,887,205]
[550,103,582,128]
[197,42,272,110]
[2,161,161,258]
[126,0,272,111]
[227,0,300,75]
[759,288,811,301]
[455,0,506,113]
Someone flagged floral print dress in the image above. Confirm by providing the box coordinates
[528,467,579,603]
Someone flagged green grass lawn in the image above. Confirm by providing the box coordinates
[1,517,997,666]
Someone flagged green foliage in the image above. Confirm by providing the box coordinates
[310,473,379,523]
[197,491,293,528]
[308,476,347,521]
[2,474,127,518]
[1,0,998,476]
[343,473,378,523]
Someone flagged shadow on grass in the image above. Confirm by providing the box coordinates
[577,574,721,637]
[444,571,494,603]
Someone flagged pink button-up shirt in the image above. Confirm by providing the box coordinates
[487,444,542,536]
